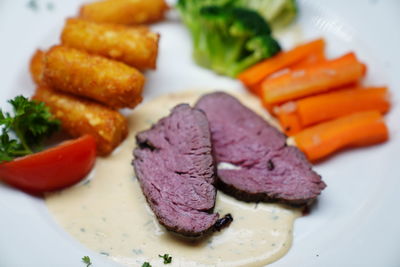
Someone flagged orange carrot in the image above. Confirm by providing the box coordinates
[248,83,263,96]
[292,111,388,162]
[261,52,366,105]
[291,46,326,69]
[275,86,390,135]
[247,68,290,96]
[262,101,276,115]
[238,39,325,87]
[297,86,390,126]
[275,102,302,136]
[275,102,301,135]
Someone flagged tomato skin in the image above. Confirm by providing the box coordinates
[0,135,96,194]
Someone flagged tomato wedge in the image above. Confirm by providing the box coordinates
[0,135,96,194]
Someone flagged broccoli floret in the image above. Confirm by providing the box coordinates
[233,0,298,28]
[177,2,281,77]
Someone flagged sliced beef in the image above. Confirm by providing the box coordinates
[132,104,219,237]
[195,92,326,205]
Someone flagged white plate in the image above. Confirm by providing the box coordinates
[1,0,400,266]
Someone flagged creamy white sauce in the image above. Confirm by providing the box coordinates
[46,90,300,267]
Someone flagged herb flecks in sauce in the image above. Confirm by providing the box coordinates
[46,91,300,267]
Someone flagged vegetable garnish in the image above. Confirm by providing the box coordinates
[292,111,388,162]
[176,0,281,77]
[0,96,60,162]
[291,44,326,69]
[82,256,92,267]
[159,254,172,264]
[237,36,391,161]
[275,86,390,135]
[238,38,325,88]
[142,262,152,267]
[0,135,96,193]
[261,52,366,105]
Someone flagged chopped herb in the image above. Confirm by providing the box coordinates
[0,96,60,163]
[159,254,172,264]
[82,256,92,267]
[142,262,152,267]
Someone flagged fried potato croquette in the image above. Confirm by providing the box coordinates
[79,0,168,25]
[43,45,145,109]
[61,19,159,69]
[33,86,128,156]
[30,49,46,85]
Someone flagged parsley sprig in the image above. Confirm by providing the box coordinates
[0,96,60,162]
[159,254,172,264]
[82,256,92,267]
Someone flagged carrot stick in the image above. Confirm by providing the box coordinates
[248,83,263,96]
[292,111,388,162]
[262,101,276,115]
[275,102,302,136]
[291,46,326,69]
[247,68,290,96]
[237,38,325,87]
[297,86,390,126]
[275,86,390,135]
[261,52,366,105]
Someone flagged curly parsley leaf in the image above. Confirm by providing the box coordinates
[159,254,172,264]
[82,256,92,267]
[142,262,152,267]
[0,96,60,162]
